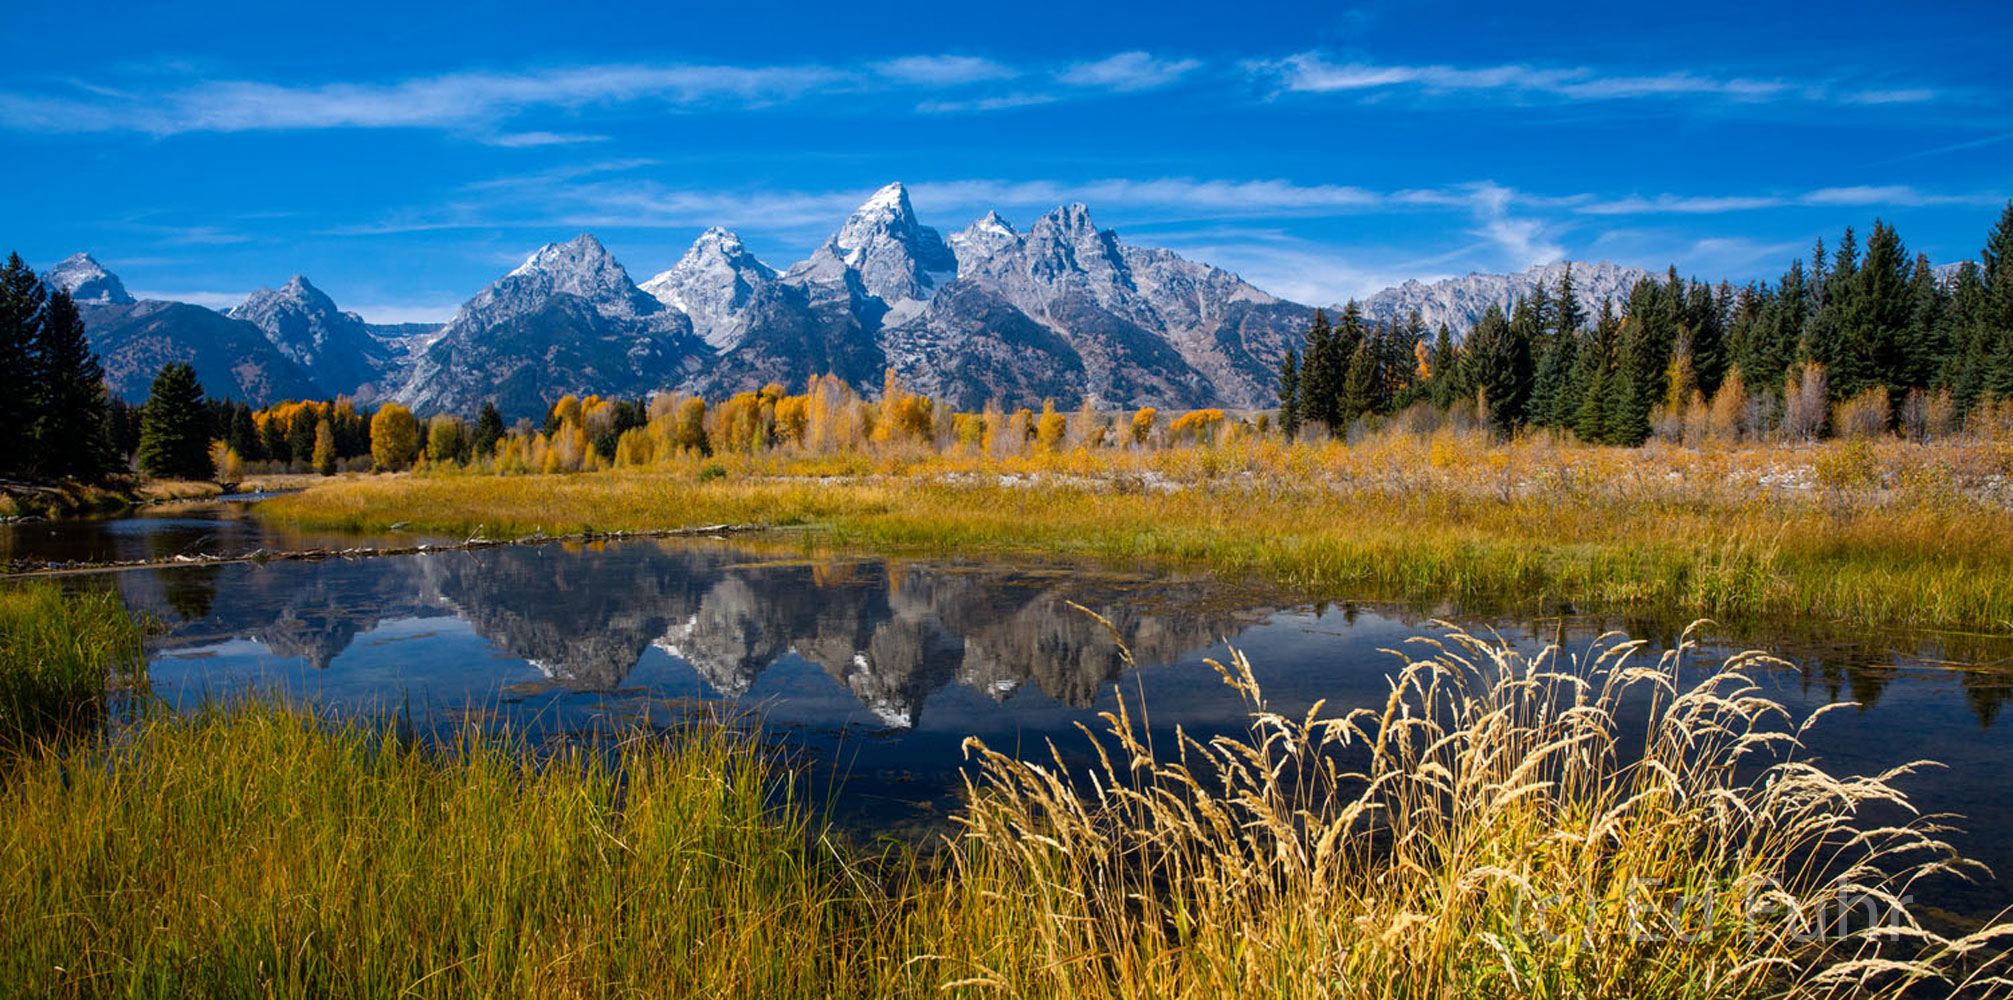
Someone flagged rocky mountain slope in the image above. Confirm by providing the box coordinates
[1353,260,1653,337]
[393,234,709,417]
[50,188,1676,414]
[228,275,390,397]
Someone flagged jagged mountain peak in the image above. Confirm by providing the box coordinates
[45,252,134,305]
[800,181,956,306]
[1034,202,1098,236]
[481,232,658,321]
[1354,258,1654,336]
[234,274,341,317]
[640,227,781,353]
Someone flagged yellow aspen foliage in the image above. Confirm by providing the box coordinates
[1130,407,1158,446]
[369,403,419,472]
[1035,399,1067,451]
[312,419,337,475]
[1167,408,1225,445]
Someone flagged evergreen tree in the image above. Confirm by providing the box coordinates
[1607,278,1680,446]
[1906,251,1951,390]
[136,363,214,481]
[1833,219,1913,410]
[0,253,45,477]
[228,404,262,462]
[289,406,317,467]
[474,401,506,459]
[1983,203,2013,401]
[1462,304,1532,436]
[1530,328,1577,427]
[1684,279,1728,398]
[1339,337,1378,426]
[1299,309,1342,431]
[1554,264,1585,346]
[1570,301,1619,442]
[30,290,114,482]
[1428,323,1460,409]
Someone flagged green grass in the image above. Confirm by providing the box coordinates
[0,583,144,750]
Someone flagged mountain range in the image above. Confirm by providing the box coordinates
[46,185,1665,417]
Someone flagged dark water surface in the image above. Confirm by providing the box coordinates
[13,503,2013,922]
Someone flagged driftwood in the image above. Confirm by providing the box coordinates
[2,523,772,578]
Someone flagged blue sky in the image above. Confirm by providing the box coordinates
[1,0,2007,322]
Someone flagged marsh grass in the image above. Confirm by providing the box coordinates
[8,591,2013,998]
[927,616,2013,998]
[0,702,890,999]
[259,434,2013,632]
[0,583,144,750]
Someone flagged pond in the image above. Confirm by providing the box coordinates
[11,502,2013,924]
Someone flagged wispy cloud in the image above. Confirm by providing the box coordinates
[1575,184,2001,215]
[1057,52,1202,92]
[0,52,1213,136]
[873,55,1019,85]
[1250,52,1941,107]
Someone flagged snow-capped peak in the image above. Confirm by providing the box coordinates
[45,252,134,305]
[489,233,657,320]
[640,227,778,352]
[797,181,957,306]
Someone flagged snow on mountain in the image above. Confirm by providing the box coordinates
[228,275,388,395]
[788,182,956,319]
[1353,260,1653,338]
[395,234,705,418]
[639,228,779,353]
[44,252,134,305]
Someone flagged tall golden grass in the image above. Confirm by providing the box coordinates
[259,429,2013,633]
[926,615,2013,997]
[7,591,2013,997]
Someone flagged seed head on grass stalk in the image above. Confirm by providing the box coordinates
[943,618,2013,998]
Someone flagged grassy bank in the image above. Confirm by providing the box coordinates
[258,433,2013,633]
[7,591,2013,997]
[0,583,144,749]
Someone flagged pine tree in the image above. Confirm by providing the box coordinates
[228,404,262,462]
[1570,303,1618,442]
[136,362,214,481]
[1462,304,1531,436]
[31,290,114,482]
[0,253,45,478]
[1339,337,1378,426]
[1982,203,2013,401]
[1276,348,1301,440]
[474,401,506,459]
[1685,280,1728,398]
[1299,309,1342,431]
[1428,324,1460,409]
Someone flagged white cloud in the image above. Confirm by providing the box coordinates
[1251,52,1938,107]
[126,289,245,310]
[1057,52,1202,92]
[873,55,1019,85]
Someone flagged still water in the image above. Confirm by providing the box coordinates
[11,503,2013,921]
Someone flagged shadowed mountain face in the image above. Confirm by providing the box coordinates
[126,539,1278,730]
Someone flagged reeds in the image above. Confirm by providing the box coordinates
[928,618,2013,998]
[0,582,144,749]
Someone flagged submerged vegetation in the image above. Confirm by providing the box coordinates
[7,592,2013,997]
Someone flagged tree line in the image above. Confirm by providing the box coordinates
[1279,206,2013,443]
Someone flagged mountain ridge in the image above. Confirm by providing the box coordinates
[54,187,1687,415]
